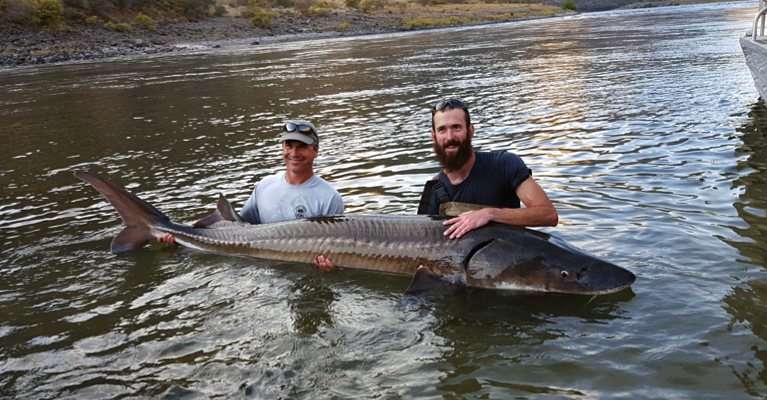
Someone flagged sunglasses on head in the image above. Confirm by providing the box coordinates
[283,123,317,136]
[432,99,468,114]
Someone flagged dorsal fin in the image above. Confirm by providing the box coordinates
[193,193,246,227]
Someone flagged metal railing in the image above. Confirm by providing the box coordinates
[752,1,767,40]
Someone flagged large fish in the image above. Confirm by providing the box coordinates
[75,171,636,295]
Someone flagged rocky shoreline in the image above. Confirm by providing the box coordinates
[0,0,731,68]
[0,4,569,68]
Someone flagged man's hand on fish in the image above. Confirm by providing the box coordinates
[158,233,178,246]
[314,255,340,271]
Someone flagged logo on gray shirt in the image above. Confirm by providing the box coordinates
[294,205,307,219]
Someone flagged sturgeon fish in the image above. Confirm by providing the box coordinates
[75,171,636,295]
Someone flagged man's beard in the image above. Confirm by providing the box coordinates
[434,136,473,172]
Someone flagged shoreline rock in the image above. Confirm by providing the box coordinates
[0,5,566,68]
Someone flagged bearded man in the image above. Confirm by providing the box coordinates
[418,99,558,239]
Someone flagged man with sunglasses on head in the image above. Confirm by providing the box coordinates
[418,99,558,239]
[237,120,343,225]
[158,120,344,266]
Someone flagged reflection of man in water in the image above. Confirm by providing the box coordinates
[158,120,344,254]
[418,99,558,239]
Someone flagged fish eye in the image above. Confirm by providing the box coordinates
[561,271,569,278]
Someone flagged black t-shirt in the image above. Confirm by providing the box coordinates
[426,151,532,215]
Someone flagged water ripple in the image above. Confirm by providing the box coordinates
[1,2,766,398]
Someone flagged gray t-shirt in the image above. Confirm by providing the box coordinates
[240,172,344,224]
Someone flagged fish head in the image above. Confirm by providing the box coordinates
[464,238,636,295]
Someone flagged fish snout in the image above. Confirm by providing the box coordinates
[571,262,636,294]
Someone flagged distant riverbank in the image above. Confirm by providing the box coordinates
[0,0,742,68]
[0,3,568,68]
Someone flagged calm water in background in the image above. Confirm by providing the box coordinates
[2,2,767,398]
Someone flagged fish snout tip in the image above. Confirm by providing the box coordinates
[576,263,636,294]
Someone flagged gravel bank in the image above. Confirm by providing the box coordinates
[0,3,566,68]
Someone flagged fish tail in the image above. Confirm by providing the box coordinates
[75,171,169,254]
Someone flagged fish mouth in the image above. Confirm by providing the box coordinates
[586,282,634,295]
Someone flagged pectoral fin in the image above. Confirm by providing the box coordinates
[405,265,458,296]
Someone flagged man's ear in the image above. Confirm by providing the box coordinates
[431,130,436,141]
[468,125,475,138]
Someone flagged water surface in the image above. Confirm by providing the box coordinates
[2,2,767,398]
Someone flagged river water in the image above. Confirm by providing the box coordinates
[2,2,767,398]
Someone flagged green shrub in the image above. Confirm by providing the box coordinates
[562,0,576,10]
[344,0,359,8]
[440,14,472,25]
[530,8,554,16]
[33,0,64,27]
[309,1,330,16]
[249,8,277,27]
[337,19,351,30]
[104,20,129,31]
[403,14,475,28]
[402,17,433,28]
[134,12,155,30]
[85,15,102,24]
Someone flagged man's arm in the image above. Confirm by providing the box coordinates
[442,176,558,239]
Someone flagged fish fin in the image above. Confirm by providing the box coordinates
[193,193,245,227]
[75,171,169,254]
[405,265,458,296]
[112,226,154,254]
[216,194,246,223]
